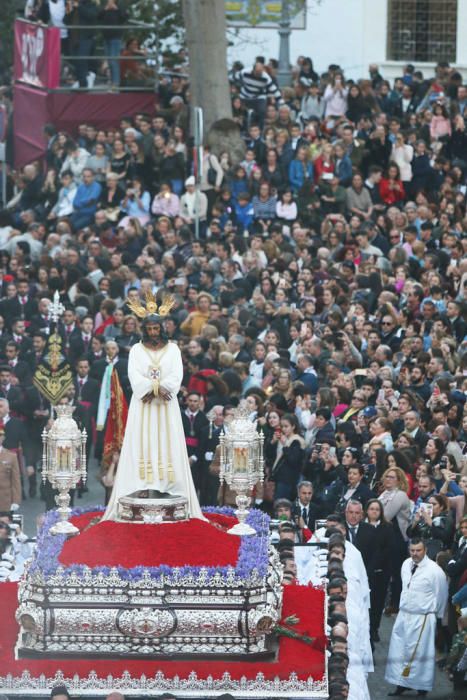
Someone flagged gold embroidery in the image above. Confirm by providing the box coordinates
[157,398,164,482]
[139,402,145,480]
[165,403,174,484]
[146,396,153,483]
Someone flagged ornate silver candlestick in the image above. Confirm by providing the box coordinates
[41,405,87,536]
[219,404,264,535]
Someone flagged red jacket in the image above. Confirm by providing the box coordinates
[313,155,335,183]
[187,369,217,396]
[379,178,405,205]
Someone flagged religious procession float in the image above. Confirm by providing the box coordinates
[0,294,328,698]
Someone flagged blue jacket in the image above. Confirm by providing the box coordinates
[453,583,467,607]
[235,201,254,231]
[295,369,319,394]
[336,155,353,186]
[230,177,250,201]
[73,181,102,214]
[288,159,313,192]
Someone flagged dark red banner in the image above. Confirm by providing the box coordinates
[14,19,61,90]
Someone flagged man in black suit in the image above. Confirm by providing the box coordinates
[294,481,321,532]
[75,358,100,413]
[59,308,82,358]
[0,397,28,451]
[10,319,33,360]
[198,404,224,506]
[228,334,251,363]
[0,315,12,356]
[403,410,429,450]
[89,334,106,366]
[345,499,376,574]
[22,384,51,476]
[1,280,38,329]
[28,297,52,337]
[3,342,32,384]
[25,332,48,373]
[69,315,94,364]
[181,391,209,494]
[74,357,100,461]
[0,366,25,416]
[67,383,95,491]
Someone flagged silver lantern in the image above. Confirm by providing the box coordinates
[219,403,264,535]
[41,405,87,536]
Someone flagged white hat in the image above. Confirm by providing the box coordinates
[185,176,195,187]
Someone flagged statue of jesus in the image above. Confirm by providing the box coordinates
[102,295,205,521]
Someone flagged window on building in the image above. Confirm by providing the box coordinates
[387,0,457,63]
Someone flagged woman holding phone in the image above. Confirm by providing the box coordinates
[406,494,455,559]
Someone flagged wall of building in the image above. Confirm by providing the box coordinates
[227,0,467,82]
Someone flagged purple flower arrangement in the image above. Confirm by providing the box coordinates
[29,505,271,586]
[29,505,104,578]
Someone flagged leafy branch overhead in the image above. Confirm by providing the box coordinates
[126,0,185,62]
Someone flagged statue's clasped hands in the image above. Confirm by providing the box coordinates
[142,388,172,403]
[158,387,172,402]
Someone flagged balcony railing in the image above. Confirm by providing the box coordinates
[15,17,187,93]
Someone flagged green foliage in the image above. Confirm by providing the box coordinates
[126,0,184,58]
[0,2,19,81]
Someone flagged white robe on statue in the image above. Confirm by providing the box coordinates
[385,556,448,691]
[103,341,205,521]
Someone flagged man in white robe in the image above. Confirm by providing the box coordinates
[385,539,449,696]
[103,314,204,521]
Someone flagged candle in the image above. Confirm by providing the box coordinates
[57,445,72,471]
[233,446,248,473]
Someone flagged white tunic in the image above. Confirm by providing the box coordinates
[347,659,371,700]
[103,342,205,521]
[306,531,373,694]
[295,545,328,586]
[385,556,448,691]
[343,540,373,687]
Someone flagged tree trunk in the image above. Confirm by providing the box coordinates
[182,0,232,138]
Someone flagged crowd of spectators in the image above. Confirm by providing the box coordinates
[1,41,467,695]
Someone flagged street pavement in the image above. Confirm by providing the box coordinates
[17,461,463,699]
